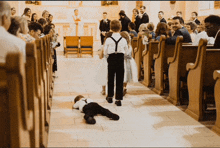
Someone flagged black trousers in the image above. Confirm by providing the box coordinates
[107,53,124,100]
[83,102,117,119]
[100,34,105,45]
[53,49,57,72]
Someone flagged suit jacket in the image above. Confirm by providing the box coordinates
[141,13,149,24]
[194,18,200,25]
[120,16,131,32]
[99,19,111,33]
[134,15,141,32]
[166,27,192,45]
[160,18,167,23]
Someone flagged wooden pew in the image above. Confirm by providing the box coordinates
[185,39,220,121]
[213,70,220,135]
[134,35,152,80]
[142,40,159,87]
[0,52,33,147]
[152,35,175,95]
[80,36,93,57]
[131,37,138,58]
[26,43,40,147]
[35,39,47,147]
[167,36,199,105]
[64,36,80,57]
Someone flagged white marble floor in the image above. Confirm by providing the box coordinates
[48,54,220,147]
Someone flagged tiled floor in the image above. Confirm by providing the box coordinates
[48,54,220,147]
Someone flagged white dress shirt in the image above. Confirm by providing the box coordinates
[73,98,94,112]
[104,33,128,56]
[193,31,215,45]
[0,26,26,63]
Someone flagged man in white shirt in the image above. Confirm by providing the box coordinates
[73,95,119,124]
[193,23,214,45]
[104,20,128,106]
[0,1,26,63]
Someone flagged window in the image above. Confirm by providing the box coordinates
[101,1,118,6]
[25,1,41,5]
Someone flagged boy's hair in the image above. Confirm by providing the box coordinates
[204,15,220,26]
[38,18,47,26]
[110,19,121,32]
[74,95,85,103]
[192,11,198,17]
[173,16,184,24]
[128,22,136,30]
[186,21,197,32]
[28,22,43,33]
[158,11,164,15]
[147,22,154,31]
[120,31,130,45]
[119,10,126,16]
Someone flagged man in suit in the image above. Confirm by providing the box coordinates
[166,16,192,45]
[140,6,149,24]
[99,12,111,45]
[204,15,220,47]
[133,8,141,32]
[119,10,131,32]
[158,11,167,23]
[191,12,200,25]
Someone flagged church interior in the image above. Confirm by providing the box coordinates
[2,1,220,147]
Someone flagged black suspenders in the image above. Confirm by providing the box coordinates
[110,37,123,54]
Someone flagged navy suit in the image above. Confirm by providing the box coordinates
[166,27,192,45]
[160,18,167,23]
[99,19,111,45]
[120,16,131,32]
[194,18,200,25]
[141,13,149,24]
[134,15,141,32]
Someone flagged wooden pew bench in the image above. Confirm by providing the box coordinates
[131,37,138,58]
[142,40,159,87]
[0,52,33,147]
[152,35,175,95]
[64,36,80,57]
[185,39,220,121]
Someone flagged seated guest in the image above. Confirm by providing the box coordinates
[137,23,149,39]
[191,11,200,25]
[11,7,16,16]
[0,1,26,63]
[8,17,20,36]
[47,14,53,25]
[128,22,137,38]
[13,16,35,43]
[42,10,49,24]
[166,16,192,45]
[204,15,220,47]
[28,22,43,39]
[38,18,47,28]
[21,7,31,23]
[185,21,197,43]
[193,23,215,45]
[147,22,155,39]
[155,22,169,41]
[132,8,141,33]
[167,19,174,37]
[31,13,38,22]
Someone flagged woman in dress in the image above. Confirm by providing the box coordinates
[21,8,31,23]
[120,31,138,96]
[31,13,38,22]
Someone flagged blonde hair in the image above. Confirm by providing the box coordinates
[14,16,29,34]
[139,23,148,32]
[120,31,131,47]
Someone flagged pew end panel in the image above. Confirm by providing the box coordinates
[213,70,220,135]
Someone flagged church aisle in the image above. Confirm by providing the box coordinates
[48,54,220,147]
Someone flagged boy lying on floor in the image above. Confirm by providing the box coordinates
[73,95,120,124]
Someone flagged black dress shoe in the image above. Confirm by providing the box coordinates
[115,100,122,106]
[106,97,113,103]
